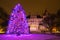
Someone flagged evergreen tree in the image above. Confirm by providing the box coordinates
[7,4,29,34]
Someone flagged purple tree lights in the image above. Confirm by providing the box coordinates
[7,4,29,34]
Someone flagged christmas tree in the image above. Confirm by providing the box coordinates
[7,4,29,34]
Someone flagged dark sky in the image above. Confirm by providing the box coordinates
[0,0,60,15]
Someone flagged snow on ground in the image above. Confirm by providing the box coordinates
[0,34,60,40]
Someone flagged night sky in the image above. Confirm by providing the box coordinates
[0,0,60,15]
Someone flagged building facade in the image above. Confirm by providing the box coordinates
[27,15,49,33]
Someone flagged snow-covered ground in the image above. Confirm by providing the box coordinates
[0,34,60,40]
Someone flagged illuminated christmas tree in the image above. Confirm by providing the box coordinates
[7,4,29,34]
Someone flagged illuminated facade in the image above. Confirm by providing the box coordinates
[27,16,48,33]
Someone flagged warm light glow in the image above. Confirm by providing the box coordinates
[0,28,5,33]
[30,24,38,31]
[52,27,60,33]
[52,27,57,33]
[39,25,47,31]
